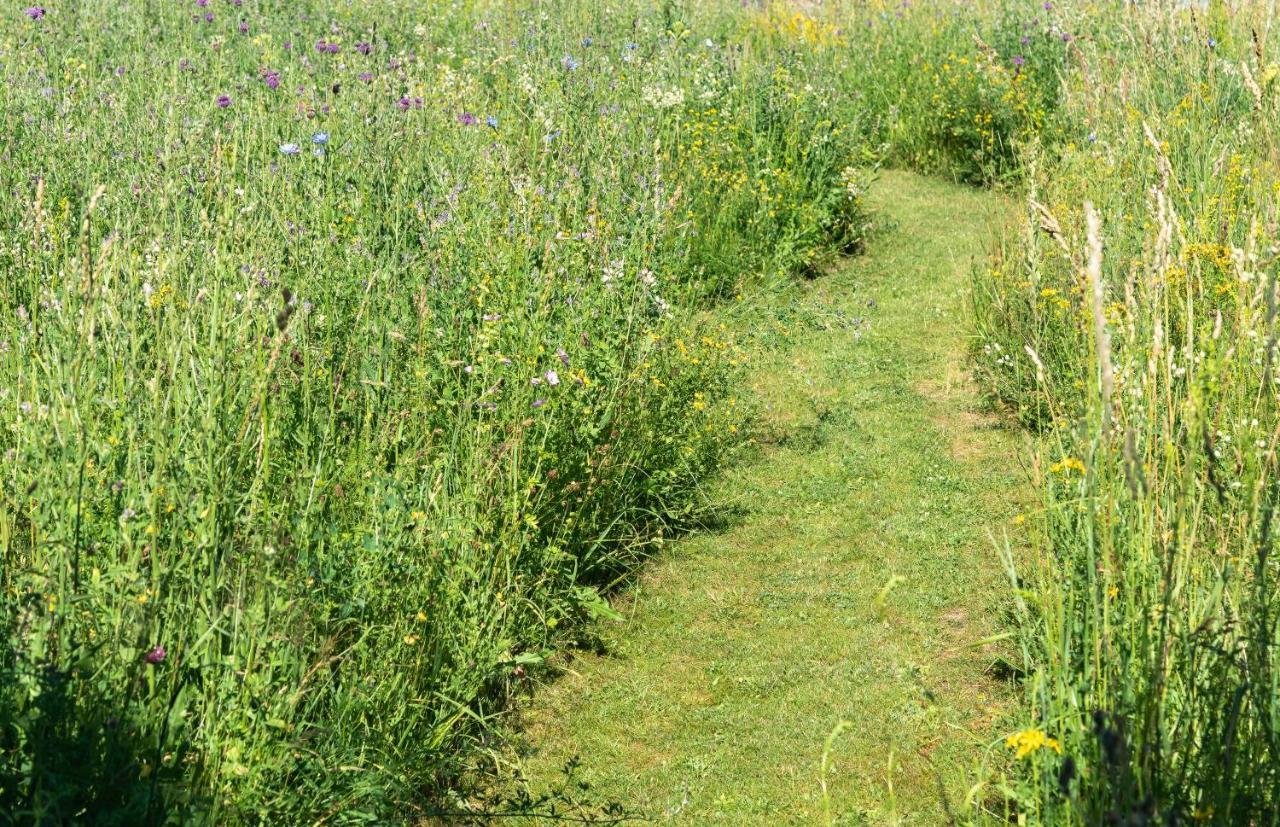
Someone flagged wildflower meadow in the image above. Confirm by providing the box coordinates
[1,0,1277,824]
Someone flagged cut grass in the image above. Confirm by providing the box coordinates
[502,171,1028,824]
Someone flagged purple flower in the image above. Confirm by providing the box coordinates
[263,70,281,90]
[315,39,329,53]
[327,42,340,54]
[359,71,374,83]
[23,6,45,20]
[216,94,232,108]
[545,369,560,386]
[1020,35,1031,46]
[356,41,372,55]
[556,347,569,367]
[457,111,478,126]
[196,0,208,5]
[561,55,579,71]
[238,20,248,34]
[1012,54,1025,67]
[203,11,213,22]
[532,398,547,408]
[1042,1,1052,8]
[145,646,167,665]
[1061,32,1072,42]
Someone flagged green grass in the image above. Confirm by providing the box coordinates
[504,171,1027,823]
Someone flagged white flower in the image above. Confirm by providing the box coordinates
[642,85,685,109]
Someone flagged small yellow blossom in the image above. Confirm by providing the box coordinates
[1006,728,1062,759]
[1049,457,1086,475]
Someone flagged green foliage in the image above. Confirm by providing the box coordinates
[0,0,873,821]
[972,2,1280,822]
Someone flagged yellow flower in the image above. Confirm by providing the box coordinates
[1049,457,1086,475]
[1006,728,1062,759]
[403,634,419,646]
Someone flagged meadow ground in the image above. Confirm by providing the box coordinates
[508,171,1027,824]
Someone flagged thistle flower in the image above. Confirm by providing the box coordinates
[23,6,45,20]
[216,94,232,108]
[457,111,477,126]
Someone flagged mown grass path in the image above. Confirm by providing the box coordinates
[511,172,1025,824]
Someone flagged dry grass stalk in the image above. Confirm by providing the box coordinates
[1085,202,1114,435]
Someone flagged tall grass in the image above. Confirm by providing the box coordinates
[0,0,872,820]
[974,1,1280,820]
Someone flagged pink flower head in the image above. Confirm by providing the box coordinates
[145,645,167,665]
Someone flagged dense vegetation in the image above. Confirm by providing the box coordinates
[0,1,869,821]
[3,0,1277,823]
[972,2,1280,822]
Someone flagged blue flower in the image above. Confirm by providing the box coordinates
[311,131,329,145]
[279,143,301,155]
[561,55,579,71]
[486,115,498,129]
